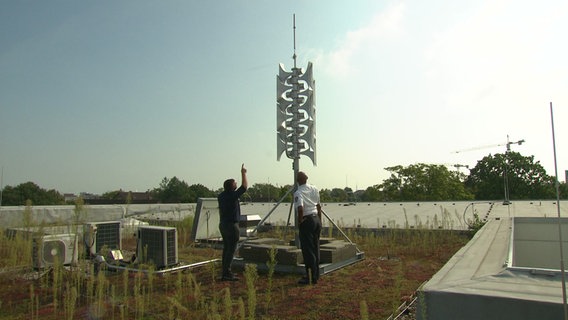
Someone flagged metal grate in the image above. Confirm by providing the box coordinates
[166,229,177,266]
[138,226,178,268]
[84,221,121,256]
[95,222,121,252]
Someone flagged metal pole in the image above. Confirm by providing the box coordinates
[293,157,300,248]
[503,136,511,205]
[292,14,300,248]
[550,102,568,320]
[293,14,297,69]
[503,159,510,205]
[103,257,220,275]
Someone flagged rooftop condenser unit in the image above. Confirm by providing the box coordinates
[84,221,122,257]
[32,234,78,269]
[137,226,178,269]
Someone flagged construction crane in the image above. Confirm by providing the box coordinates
[453,136,525,154]
[453,135,525,205]
[453,164,469,171]
[432,163,471,175]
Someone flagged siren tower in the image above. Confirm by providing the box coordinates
[276,14,317,182]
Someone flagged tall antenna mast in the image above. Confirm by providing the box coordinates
[276,14,316,169]
[276,14,317,247]
[293,14,297,69]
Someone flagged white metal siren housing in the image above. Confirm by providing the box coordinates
[276,62,316,165]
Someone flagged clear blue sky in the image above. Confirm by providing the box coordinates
[1,1,567,194]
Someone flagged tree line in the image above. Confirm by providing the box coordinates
[1,151,566,206]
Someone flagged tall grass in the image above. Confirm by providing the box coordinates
[237,297,246,320]
[360,300,369,320]
[264,245,277,313]
[175,214,194,248]
[94,267,108,318]
[71,197,85,270]
[221,287,232,319]
[0,210,471,320]
[29,284,36,320]
[136,271,148,319]
[52,259,63,314]
[244,264,258,320]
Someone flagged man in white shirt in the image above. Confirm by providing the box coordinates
[294,171,322,285]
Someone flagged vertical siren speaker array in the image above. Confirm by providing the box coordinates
[137,226,178,269]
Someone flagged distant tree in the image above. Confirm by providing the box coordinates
[344,187,355,202]
[1,181,65,206]
[270,185,293,203]
[101,190,122,201]
[465,152,556,200]
[153,177,193,203]
[245,183,289,202]
[319,189,332,202]
[330,188,349,202]
[151,177,216,203]
[360,185,382,201]
[187,183,216,202]
[379,164,474,201]
[245,184,262,202]
[558,182,568,199]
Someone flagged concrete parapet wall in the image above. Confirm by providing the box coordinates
[0,204,195,228]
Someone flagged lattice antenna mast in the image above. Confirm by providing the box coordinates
[277,14,317,186]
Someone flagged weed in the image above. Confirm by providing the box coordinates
[121,269,129,303]
[360,300,369,320]
[468,212,486,233]
[264,245,277,313]
[63,283,77,320]
[134,271,144,319]
[237,297,245,320]
[29,284,36,320]
[146,264,155,296]
[95,267,108,318]
[71,197,85,269]
[222,287,232,320]
[0,214,471,320]
[244,264,258,320]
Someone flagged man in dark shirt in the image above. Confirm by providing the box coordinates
[217,164,248,281]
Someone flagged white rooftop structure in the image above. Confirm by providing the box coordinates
[419,200,568,320]
[240,200,491,230]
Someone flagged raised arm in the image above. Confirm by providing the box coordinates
[240,163,248,189]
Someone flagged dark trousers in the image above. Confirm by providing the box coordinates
[299,215,322,283]
[219,222,240,276]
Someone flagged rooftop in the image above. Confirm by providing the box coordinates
[420,200,568,320]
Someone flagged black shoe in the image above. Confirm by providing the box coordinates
[298,276,318,285]
[221,274,239,281]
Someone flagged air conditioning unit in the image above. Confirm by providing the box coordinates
[32,234,78,268]
[84,221,122,257]
[137,226,178,269]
